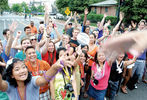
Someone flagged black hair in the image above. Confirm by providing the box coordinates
[82,50,88,61]
[24,26,31,31]
[94,52,105,66]
[3,59,32,87]
[56,47,66,60]
[3,29,9,35]
[90,33,96,39]
[81,45,89,51]
[25,46,35,52]
[40,21,44,24]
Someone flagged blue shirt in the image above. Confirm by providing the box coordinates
[97,28,103,39]
[2,39,18,58]
[1,50,9,63]
[137,51,146,60]
[6,76,39,100]
[15,50,42,61]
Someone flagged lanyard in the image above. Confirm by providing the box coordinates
[62,67,72,81]
[95,63,105,80]
[17,87,26,100]
[28,60,40,76]
[116,60,123,73]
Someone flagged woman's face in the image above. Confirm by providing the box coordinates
[12,61,28,81]
[85,27,90,34]
[80,52,86,63]
[62,35,69,45]
[89,34,95,44]
[22,39,31,50]
[81,46,88,52]
[97,52,106,63]
[26,48,37,62]
[48,42,55,53]
[30,36,37,47]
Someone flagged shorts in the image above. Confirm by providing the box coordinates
[127,63,134,69]
[39,89,51,100]
[87,84,106,100]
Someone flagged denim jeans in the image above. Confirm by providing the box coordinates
[108,80,119,100]
[87,84,107,100]
[132,60,145,79]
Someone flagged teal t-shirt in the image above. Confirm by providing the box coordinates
[0,91,9,100]
[15,50,42,60]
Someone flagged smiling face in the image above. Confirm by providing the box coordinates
[12,61,28,81]
[26,48,37,62]
[80,52,86,63]
[89,34,96,44]
[21,39,31,50]
[97,52,106,63]
[48,42,55,53]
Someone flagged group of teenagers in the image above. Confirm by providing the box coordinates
[0,7,147,100]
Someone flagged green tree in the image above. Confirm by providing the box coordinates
[37,5,44,12]
[56,0,105,14]
[21,2,30,13]
[11,4,23,13]
[120,0,147,23]
[31,5,37,12]
[0,0,9,14]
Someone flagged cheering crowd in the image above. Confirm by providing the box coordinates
[0,6,147,100]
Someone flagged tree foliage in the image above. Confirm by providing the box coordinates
[56,0,104,14]
[0,0,9,14]
[12,4,22,13]
[120,0,147,23]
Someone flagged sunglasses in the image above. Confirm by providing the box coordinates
[30,38,37,41]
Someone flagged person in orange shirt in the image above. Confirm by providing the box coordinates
[25,46,51,100]
[29,21,38,34]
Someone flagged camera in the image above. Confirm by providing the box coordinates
[93,78,99,85]
[64,83,74,92]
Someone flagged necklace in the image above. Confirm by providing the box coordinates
[28,60,40,76]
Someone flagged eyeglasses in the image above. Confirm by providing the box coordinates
[30,38,37,41]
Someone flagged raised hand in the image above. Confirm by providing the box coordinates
[84,8,88,15]
[9,21,18,33]
[104,13,107,18]
[119,12,124,21]
[16,31,22,39]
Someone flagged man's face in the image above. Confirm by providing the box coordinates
[72,29,79,39]
[30,22,34,27]
[26,48,37,62]
[25,28,31,35]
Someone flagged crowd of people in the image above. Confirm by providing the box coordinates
[0,6,147,100]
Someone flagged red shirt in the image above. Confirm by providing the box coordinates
[42,51,56,66]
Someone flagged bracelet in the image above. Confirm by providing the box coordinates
[43,72,53,82]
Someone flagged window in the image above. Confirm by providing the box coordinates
[105,7,108,12]
[95,7,97,13]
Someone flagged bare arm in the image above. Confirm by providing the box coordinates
[11,31,22,50]
[0,61,6,67]
[124,57,136,67]
[64,12,72,32]
[74,12,78,28]
[99,14,107,30]
[50,79,55,100]
[5,22,18,56]
[0,74,8,92]
[35,56,73,87]
[83,8,88,26]
[53,26,61,44]
[111,12,124,36]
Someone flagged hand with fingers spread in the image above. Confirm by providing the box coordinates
[9,21,18,33]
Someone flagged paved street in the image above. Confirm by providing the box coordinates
[0,14,147,100]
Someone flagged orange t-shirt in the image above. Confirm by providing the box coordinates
[25,59,50,94]
[87,46,98,67]
[29,25,38,34]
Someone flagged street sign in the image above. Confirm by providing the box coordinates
[65,7,71,16]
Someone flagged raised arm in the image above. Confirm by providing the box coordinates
[64,12,72,32]
[124,57,136,67]
[35,55,74,87]
[53,26,61,44]
[0,74,8,92]
[99,13,107,30]
[11,31,22,50]
[74,12,78,28]
[111,12,124,36]
[83,8,88,26]
[5,22,18,56]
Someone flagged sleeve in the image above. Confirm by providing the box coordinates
[81,25,85,32]
[36,51,42,60]
[32,76,40,88]
[1,52,9,63]
[5,81,10,93]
